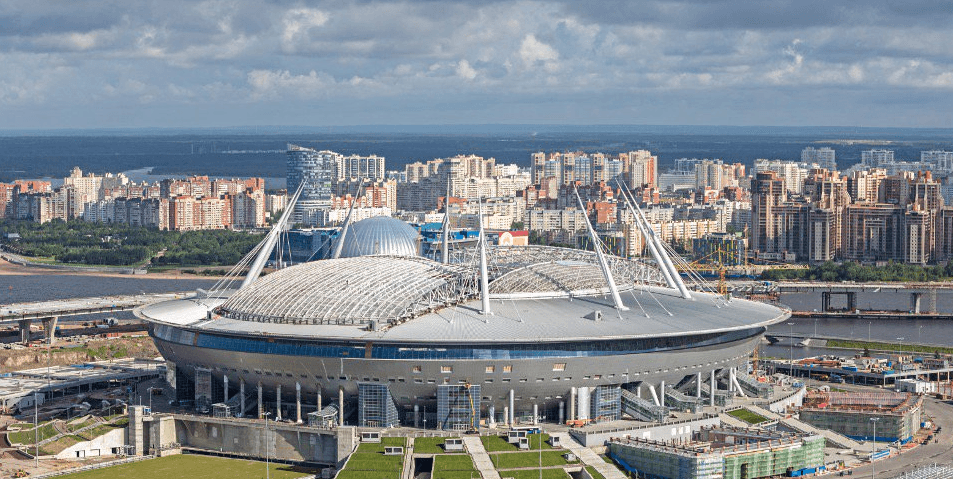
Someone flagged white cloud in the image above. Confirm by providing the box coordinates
[519,34,559,66]
[456,59,477,80]
[281,8,329,52]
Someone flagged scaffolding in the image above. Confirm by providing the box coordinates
[358,383,399,428]
[437,384,480,430]
[621,389,668,423]
[800,392,923,442]
[889,464,953,479]
[591,385,622,422]
[195,368,212,410]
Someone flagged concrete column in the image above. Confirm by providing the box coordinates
[240,379,245,418]
[276,384,282,420]
[912,293,922,314]
[647,385,660,407]
[42,317,58,345]
[821,292,830,312]
[414,404,420,428]
[296,382,302,423]
[317,386,323,412]
[503,406,509,427]
[710,370,716,407]
[728,368,734,393]
[18,319,31,345]
[508,389,515,425]
[569,387,576,421]
[847,292,857,311]
[635,384,641,398]
[338,386,344,426]
[257,382,263,419]
[696,372,702,399]
[659,380,665,407]
[223,375,229,402]
[532,404,538,425]
[488,405,496,426]
[558,401,565,425]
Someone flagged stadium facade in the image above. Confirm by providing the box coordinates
[137,195,789,429]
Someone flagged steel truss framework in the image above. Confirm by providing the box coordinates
[216,245,670,328]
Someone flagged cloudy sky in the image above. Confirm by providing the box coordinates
[2,0,952,129]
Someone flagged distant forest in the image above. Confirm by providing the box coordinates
[761,261,953,283]
[0,219,263,267]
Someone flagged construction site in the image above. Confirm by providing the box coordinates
[607,426,826,479]
[799,391,923,443]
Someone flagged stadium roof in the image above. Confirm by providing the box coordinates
[333,216,421,258]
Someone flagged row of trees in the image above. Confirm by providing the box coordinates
[761,260,953,282]
[0,219,263,267]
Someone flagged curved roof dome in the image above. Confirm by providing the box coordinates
[335,216,421,258]
[216,256,474,326]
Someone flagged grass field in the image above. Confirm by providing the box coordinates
[8,423,58,445]
[826,339,953,355]
[355,437,406,453]
[343,452,403,471]
[585,466,606,479]
[726,408,769,425]
[492,451,574,469]
[39,435,85,456]
[55,454,316,479]
[66,417,98,433]
[482,433,553,452]
[499,468,571,479]
[413,436,465,454]
[434,454,476,471]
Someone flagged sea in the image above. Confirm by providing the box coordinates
[4,125,953,185]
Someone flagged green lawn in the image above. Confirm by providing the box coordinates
[8,422,58,445]
[726,408,769,425]
[343,452,403,471]
[499,468,571,479]
[336,472,400,479]
[355,437,407,453]
[585,466,605,479]
[493,451,574,469]
[39,435,85,456]
[76,423,125,441]
[414,436,465,454]
[55,454,316,479]
[482,433,553,452]
[66,417,98,433]
[434,454,476,471]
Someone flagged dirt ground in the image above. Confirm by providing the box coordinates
[0,337,160,374]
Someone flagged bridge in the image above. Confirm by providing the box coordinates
[727,281,953,314]
[1,292,193,345]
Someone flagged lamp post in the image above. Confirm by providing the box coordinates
[868,321,871,344]
[919,325,923,348]
[34,392,39,469]
[263,412,272,479]
[870,417,880,479]
[813,318,818,339]
[147,387,155,412]
[897,337,904,361]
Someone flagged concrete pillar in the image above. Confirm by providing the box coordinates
[508,389,515,425]
[42,317,58,345]
[338,386,344,426]
[635,384,641,398]
[503,406,509,427]
[912,293,922,314]
[223,375,229,402]
[488,405,496,426]
[257,382,263,419]
[659,380,665,407]
[710,370,716,407]
[821,292,830,312]
[240,379,245,418]
[276,384,282,420]
[696,372,702,399]
[18,319,31,345]
[847,292,857,311]
[414,404,420,428]
[317,386,323,412]
[558,401,565,425]
[647,385,660,407]
[296,382,302,423]
[728,368,734,393]
[569,387,576,421]
[532,404,538,425]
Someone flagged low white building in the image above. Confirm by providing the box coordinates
[897,379,936,394]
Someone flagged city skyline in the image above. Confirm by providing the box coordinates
[3,1,953,130]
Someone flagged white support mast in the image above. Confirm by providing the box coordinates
[241,183,305,289]
[331,181,364,259]
[617,183,678,290]
[618,183,691,299]
[441,178,451,264]
[477,200,491,315]
[573,187,628,311]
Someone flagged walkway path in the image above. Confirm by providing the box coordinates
[779,417,864,450]
[463,437,501,479]
[550,433,626,479]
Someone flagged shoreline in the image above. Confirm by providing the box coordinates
[0,257,204,280]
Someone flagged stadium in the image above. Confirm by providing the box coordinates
[136,191,789,429]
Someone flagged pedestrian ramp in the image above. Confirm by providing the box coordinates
[463,436,501,479]
[551,433,627,479]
